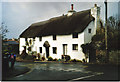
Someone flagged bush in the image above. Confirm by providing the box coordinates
[42,56,45,61]
[53,58,58,61]
[48,56,53,61]
[109,51,120,64]
[65,55,71,61]
[70,59,76,62]
[71,59,83,63]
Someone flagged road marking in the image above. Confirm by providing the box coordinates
[70,72,104,81]
[16,74,23,77]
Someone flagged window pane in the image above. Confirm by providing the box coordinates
[53,47,57,54]
[72,33,78,38]
[88,29,91,33]
[39,36,42,41]
[72,44,78,50]
[39,47,42,53]
[53,35,56,40]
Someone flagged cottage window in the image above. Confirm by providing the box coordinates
[72,44,78,50]
[72,33,78,38]
[53,47,57,54]
[88,29,91,33]
[53,35,56,40]
[25,38,27,41]
[39,47,42,53]
[39,36,42,41]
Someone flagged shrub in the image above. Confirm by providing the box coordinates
[71,59,82,63]
[70,59,77,62]
[53,58,58,61]
[76,59,82,63]
[109,51,120,64]
[48,56,53,61]
[42,56,45,61]
[65,55,71,61]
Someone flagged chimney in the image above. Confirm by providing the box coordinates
[94,4,97,7]
[67,4,76,16]
[71,4,73,10]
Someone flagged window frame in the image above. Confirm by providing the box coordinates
[39,36,42,41]
[39,47,42,53]
[88,29,91,33]
[72,44,78,50]
[72,33,78,38]
[53,47,57,54]
[53,35,56,40]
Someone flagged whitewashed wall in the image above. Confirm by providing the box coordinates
[19,38,26,54]
[33,32,85,60]
[19,21,95,61]
[84,21,96,44]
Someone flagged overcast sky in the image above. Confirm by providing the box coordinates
[1,1,119,39]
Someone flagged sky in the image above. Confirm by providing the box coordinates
[0,0,119,39]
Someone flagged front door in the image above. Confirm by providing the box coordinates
[63,44,67,55]
[46,47,49,58]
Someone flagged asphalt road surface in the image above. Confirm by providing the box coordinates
[6,62,119,81]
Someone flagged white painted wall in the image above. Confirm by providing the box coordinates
[84,21,95,44]
[33,32,85,60]
[19,38,26,54]
[19,21,95,61]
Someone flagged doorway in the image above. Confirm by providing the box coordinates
[43,41,50,58]
[46,47,49,58]
[63,44,67,55]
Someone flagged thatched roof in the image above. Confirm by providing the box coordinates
[20,9,94,38]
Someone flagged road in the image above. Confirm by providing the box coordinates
[7,62,119,81]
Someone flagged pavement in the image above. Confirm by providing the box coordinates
[2,65,30,81]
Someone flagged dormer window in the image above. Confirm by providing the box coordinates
[88,29,91,33]
[53,35,56,40]
[72,33,78,38]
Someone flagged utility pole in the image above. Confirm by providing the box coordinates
[104,0,109,63]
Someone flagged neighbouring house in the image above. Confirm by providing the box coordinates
[19,4,102,62]
[3,38,19,54]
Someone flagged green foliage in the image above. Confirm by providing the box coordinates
[109,51,120,64]
[70,59,82,63]
[53,58,58,61]
[0,22,9,40]
[65,55,71,61]
[48,56,53,61]
[81,16,120,63]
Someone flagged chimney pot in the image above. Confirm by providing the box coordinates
[71,4,73,10]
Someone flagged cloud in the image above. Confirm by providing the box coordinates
[2,0,120,2]
[2,2,118,39]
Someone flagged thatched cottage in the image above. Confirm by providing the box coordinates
[19,4,101,62]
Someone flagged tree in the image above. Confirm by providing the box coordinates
[107,16,119,29]
[0,22,9,40]
[81,16,120,63]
